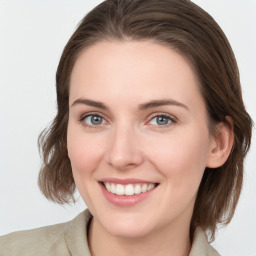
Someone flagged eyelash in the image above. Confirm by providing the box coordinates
[79,112,177,128]
[147,113,177,127]
[79,112,108,129]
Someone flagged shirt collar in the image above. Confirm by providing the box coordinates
[65,209,220,256]
[189,227,220,256]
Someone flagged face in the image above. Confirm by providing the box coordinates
[67,40,216,238]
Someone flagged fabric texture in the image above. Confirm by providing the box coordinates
[0,209,220,256]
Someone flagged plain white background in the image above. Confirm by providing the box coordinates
[0,1,255,255]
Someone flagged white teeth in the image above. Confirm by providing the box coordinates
[147,184,155,191]
[106,183,111,191]
[103,182,157,196]
[125,184,134,196]
[110,183,116,194]
[116,184,125,195]
[142,184,148,193]
[134,184,142,194]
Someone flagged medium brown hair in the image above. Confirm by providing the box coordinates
[38,0,252,240]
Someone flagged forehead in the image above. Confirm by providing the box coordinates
[69,40,203,111]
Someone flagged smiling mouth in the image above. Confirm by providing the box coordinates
[101,182,159,196]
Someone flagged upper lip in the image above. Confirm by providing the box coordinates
[100,178,159,185]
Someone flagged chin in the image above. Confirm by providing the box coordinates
[107,223,153,239]
[98,212,156,239]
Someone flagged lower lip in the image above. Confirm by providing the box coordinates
[100,184,157,207]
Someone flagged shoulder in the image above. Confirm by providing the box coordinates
[0,209,92,256]
[0,220,69,256]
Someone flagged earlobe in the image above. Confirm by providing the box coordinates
[206,116,234,168]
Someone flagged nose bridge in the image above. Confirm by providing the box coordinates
[106,120,143,169]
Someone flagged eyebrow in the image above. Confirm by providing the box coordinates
[71,98,189,111]
[138,99,189,111]
[71,98,108,110]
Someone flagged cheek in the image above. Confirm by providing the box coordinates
[145,128,211,221]
[67,125,107,208]
[67,125,105,179]
[146,127,210,188]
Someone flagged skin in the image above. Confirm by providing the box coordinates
[67,40,233,256]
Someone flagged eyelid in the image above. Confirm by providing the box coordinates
[79,112,109,127]
[146,112,177,126]
[78,111,177,128]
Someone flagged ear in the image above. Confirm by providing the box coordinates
[206,116,234,168]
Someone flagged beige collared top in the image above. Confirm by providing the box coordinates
[0,209,220,256]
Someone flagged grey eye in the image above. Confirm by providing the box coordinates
[149,116,172,126]
[84,115,106,125]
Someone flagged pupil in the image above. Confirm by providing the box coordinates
[157,116,168,125]
[91,115,102,125]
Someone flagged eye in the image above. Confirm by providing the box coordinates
[82,114,107,126]
[148,114,175,126]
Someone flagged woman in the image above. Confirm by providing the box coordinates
[0,0,252,255]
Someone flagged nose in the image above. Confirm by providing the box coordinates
[106,125,144,170]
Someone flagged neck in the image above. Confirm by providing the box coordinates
[88,217,191,256]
